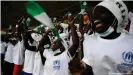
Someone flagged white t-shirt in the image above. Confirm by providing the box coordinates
[33,52,44,75]
[13,40,25,65]
[4,42,14,63]
[82,32,133,75]
[43,49,71,75]
[23,41,38,73]
[0,41,7,54]
[129,12,133,36]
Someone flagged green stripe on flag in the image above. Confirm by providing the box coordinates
[80,1,87,10]
[25,1,45,16]
[8,25,12,30]
[26,17,31,26]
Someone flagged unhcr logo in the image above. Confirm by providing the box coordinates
[122,52,133,63]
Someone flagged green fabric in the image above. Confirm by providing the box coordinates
[34,24,45,31]
[26,17,31,26]
[80,1,87,10]
[25,1,45,16]
[67,11,72,17]
[51,28,62,41]
[75,14,82,20]
[8,25,12,30]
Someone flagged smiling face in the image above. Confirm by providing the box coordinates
[93,6,117,34]
[51,39,62,51]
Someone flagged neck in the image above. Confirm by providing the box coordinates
[101,31,121,39]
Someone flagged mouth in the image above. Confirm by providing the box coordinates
[96,23,103,29]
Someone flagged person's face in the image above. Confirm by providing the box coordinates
[93,6,115,33]
[51,39,62,51]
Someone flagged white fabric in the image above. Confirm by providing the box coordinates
[23,41,38,73]
[4,42,14,63]
[23,50,36,73]
[93,0,128,33]
[129,12,133,36]
[33,52,44,75]
[31,33,42,42]
[43,49,70,75]
[82,32,133,75]
[34,13,54,29]
[13,40,25,65]
[60,23,69,33]
[0,41,7,54]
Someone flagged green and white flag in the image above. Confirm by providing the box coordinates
[74,1,87,20]
[25,1,61,40]
[80,1,87,11]
[67,11,72,17]
[8,25,12,30]
[34,24,45,31]
[26,17,31,26]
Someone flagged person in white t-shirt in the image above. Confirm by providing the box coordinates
[12,17,26,75]
[0,35,7,74]
[38,17,79,75]
[22,30,39,75]
[82,0,133,75]
[4,37,17,75]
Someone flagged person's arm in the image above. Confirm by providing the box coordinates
[68,19,79,57]
[79,15,84,36]
[38,30,51,65]
[38,30,50,53]
[22,32,36,51]
[82,63,94,75]
[16,24,22,41]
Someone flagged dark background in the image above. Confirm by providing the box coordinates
[1,1,133,29]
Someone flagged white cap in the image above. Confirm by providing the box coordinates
[93,0,128,33]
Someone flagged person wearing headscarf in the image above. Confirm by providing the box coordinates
[82,0,133,75]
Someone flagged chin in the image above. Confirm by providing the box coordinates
[96,29,107,33]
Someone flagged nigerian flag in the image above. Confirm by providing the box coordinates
[8,25,12,30]
[34,24,45,31]
[26,17,31,26]
[75,1,87,20]
[25,1,61,40]
[80,1,87,11]
[67,11,72,17]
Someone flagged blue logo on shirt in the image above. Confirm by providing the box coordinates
[117,51,133,73]
[122,52,133,63]
[53,60,60,70]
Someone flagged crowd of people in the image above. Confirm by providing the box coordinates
[1,0,133,75]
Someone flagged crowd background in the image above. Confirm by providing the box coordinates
[1,1,133,75]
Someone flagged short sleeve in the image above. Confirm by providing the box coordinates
[82,37,94,67]
[43,49,51,58]
[62,51,71,63]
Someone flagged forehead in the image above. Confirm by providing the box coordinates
[93,6,112,17]
[53,39,61,43]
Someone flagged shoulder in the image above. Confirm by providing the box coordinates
[124,32,133,42]
[83,34,98,45]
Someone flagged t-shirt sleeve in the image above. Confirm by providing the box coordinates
[63,51,71,63]
[43,49,50,58]
[82,38,94,67]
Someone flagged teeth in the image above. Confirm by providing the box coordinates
[96,24,102,28]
